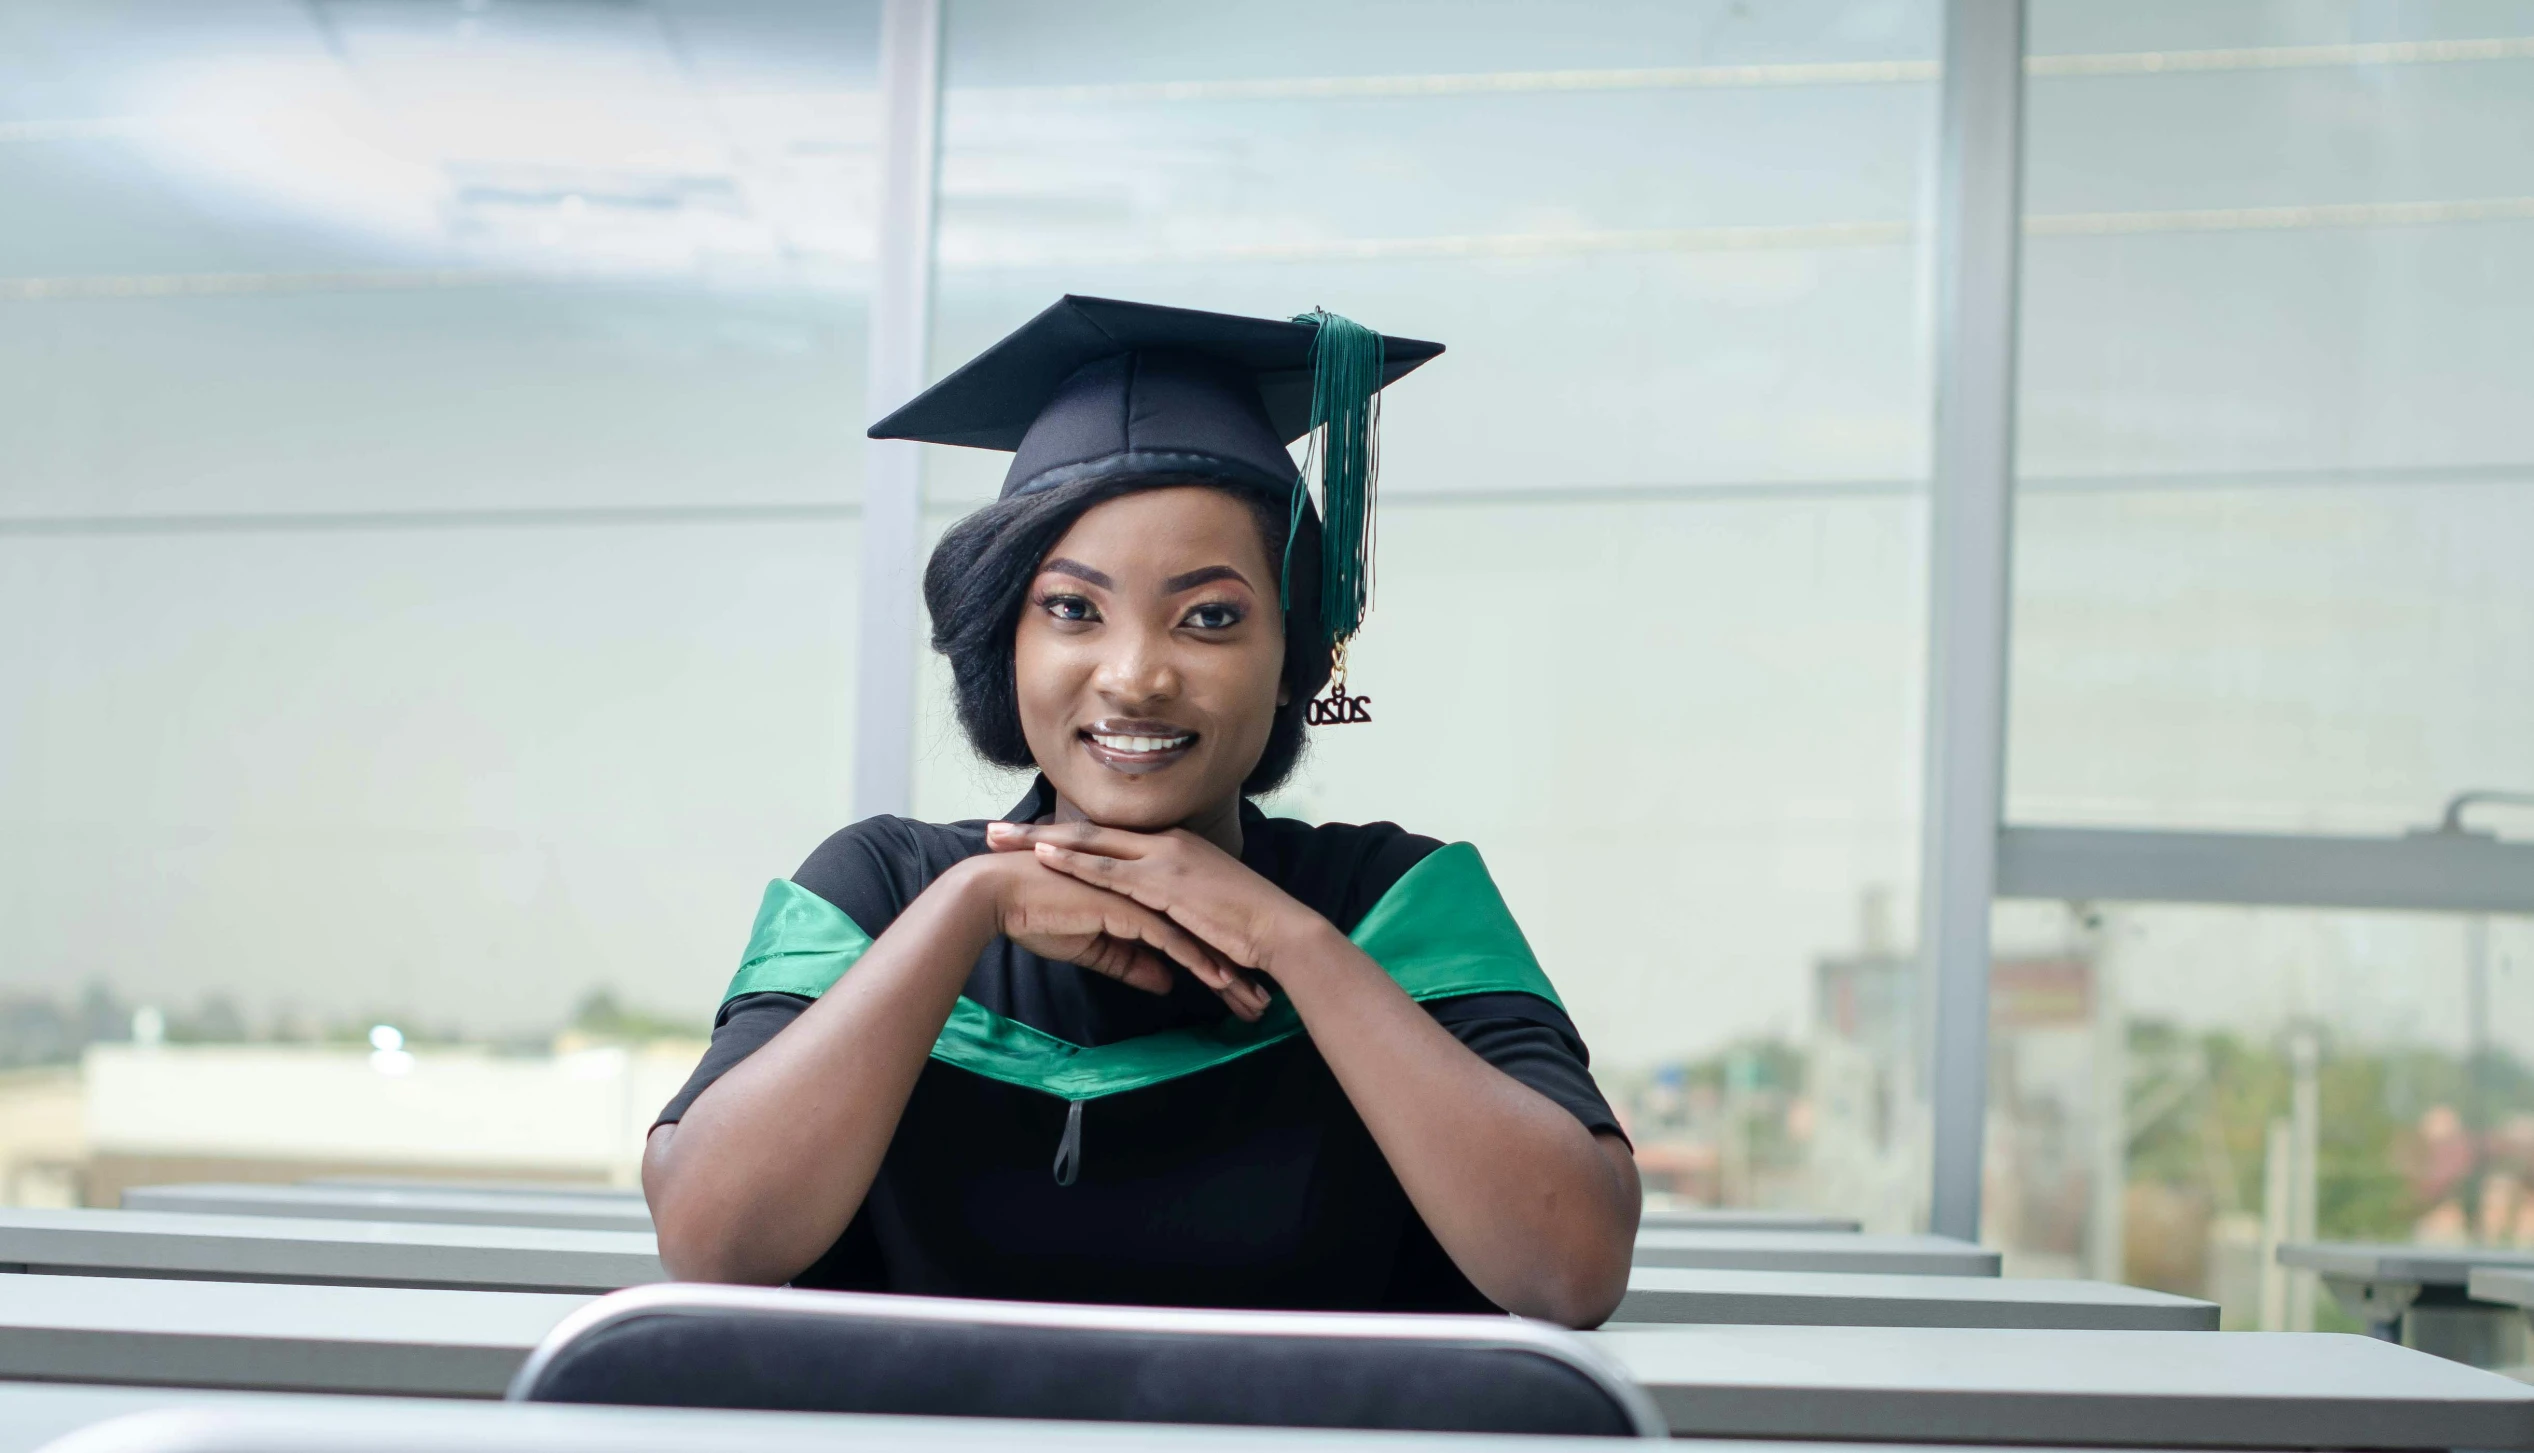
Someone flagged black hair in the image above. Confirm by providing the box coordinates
[923,475,1330,798]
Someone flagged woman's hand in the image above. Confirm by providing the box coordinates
[984,821,1326,981]
[955,850,1270,1021]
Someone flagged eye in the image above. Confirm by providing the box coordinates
[1037,592,1099,624]
[1182,600,1245,631]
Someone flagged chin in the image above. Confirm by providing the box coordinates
[1044,753,1223,830]
[1065,782,1205,831]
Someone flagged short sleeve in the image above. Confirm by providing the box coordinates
[668,814,989,1126]
[1424,992,1627,1144]
[653,992,810,1127]
[790,814,980,940]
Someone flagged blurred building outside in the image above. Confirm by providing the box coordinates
[1621,889,2534,1332]
[0,987,700,1208]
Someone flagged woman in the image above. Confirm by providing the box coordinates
[645,296,1639,1327]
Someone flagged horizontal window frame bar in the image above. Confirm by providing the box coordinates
[7,460,2527,538]
[12,195,2534,303]
[1997,823,2534,916]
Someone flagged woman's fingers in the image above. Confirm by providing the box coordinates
[1072,901,1267,1022]
[987,820,1153,860]
[1031,841,1167,906]
[1072,936,1175,996]
[1225,972,1272,1020]
[1071,935,1263,1021]
[1102,895,1236,989]
[1219,983,1266,1022]
[992,844,1272,1021]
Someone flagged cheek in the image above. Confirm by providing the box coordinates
[1215,636,1288,734]
[1010,624,1082,740]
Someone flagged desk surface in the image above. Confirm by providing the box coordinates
[123,1185,651,1235]
[16,1397,1681,1453]
[1630,1231,1998,1278]
[1637,1210,1859,1234]
[0,1276,585,1397]
[7,1325,2508,1452]
[0,1208,660,1293]
[305,1178,643,1202]
[1615,1268,2215,1330]
[2471,1266,2534,1309]
[0,1390,2236,1453]
[1588,1324,2534,1448]
[2277,1240,2534,1286]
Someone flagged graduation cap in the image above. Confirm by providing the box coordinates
[869,295,1443,658]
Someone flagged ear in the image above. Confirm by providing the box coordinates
[1277,684,1291,708]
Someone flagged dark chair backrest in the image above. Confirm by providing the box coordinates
[508,1285,1664,1438]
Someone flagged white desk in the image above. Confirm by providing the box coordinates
[0,1276,585,1397]
[2474,1265,2534,1311]
[1631,1230,1997,1277]
[0,1209,660,1294]
[2467,1266,2534,1377]
[0,1393,2195,1453]
[125,1185,651,1235]
[305,1177,643,1202]
[2279,1240,2534,1365]
[12,1327,2513,1451]
[1588,1324,2534,1447]
[1615,1267,2215,1330]
[1638,1209,1859,1234]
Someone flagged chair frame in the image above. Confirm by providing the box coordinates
[506,1283,1667,1437]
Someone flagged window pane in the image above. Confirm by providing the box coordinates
[2008,2,2534,834]
[1986,899,2534,1343]
[923,0,1939,1222]
[0,0,878,1188]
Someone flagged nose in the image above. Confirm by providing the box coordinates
[1092,614,1180,710]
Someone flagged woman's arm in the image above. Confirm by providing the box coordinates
[998,823,1640,1326]
[644,853,1252,1285]
[1265,921,1640,1326]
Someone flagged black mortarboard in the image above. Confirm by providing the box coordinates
[870,295,1443,656]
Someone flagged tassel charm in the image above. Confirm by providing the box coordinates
[1304,640,1373,726]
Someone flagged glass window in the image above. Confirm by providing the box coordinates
[921,0,1941,1223]
[1997,1,2534,1323]
[0,0,879,1191]
[2008,1,2534,835]
[1985,899,2534,1337]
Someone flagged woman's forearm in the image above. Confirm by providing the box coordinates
[643,864,999,1284]
[1266,920,1640,1326]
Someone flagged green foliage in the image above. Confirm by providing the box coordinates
[2123,1019,2534,1242]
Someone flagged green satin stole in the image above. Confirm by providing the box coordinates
[721,841,1558,1103]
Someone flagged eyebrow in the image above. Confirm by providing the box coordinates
[1039,558,1113,589]
[1163,565,1253,593]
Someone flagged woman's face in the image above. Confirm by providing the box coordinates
[1014,486,1287,830]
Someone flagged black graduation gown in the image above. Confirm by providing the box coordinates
[656,782,1620,1313]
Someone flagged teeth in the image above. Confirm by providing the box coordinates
[1090,732,1192,753]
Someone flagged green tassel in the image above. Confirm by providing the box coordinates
[1284,309,1384,659]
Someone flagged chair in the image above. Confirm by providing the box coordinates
[507,1284,1664,1437]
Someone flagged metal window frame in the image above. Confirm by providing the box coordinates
[851,0,945,821]
[1998,825,2534,916]
[1920,0,2027,1245]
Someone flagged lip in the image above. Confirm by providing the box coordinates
[1078,718,1199,775]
